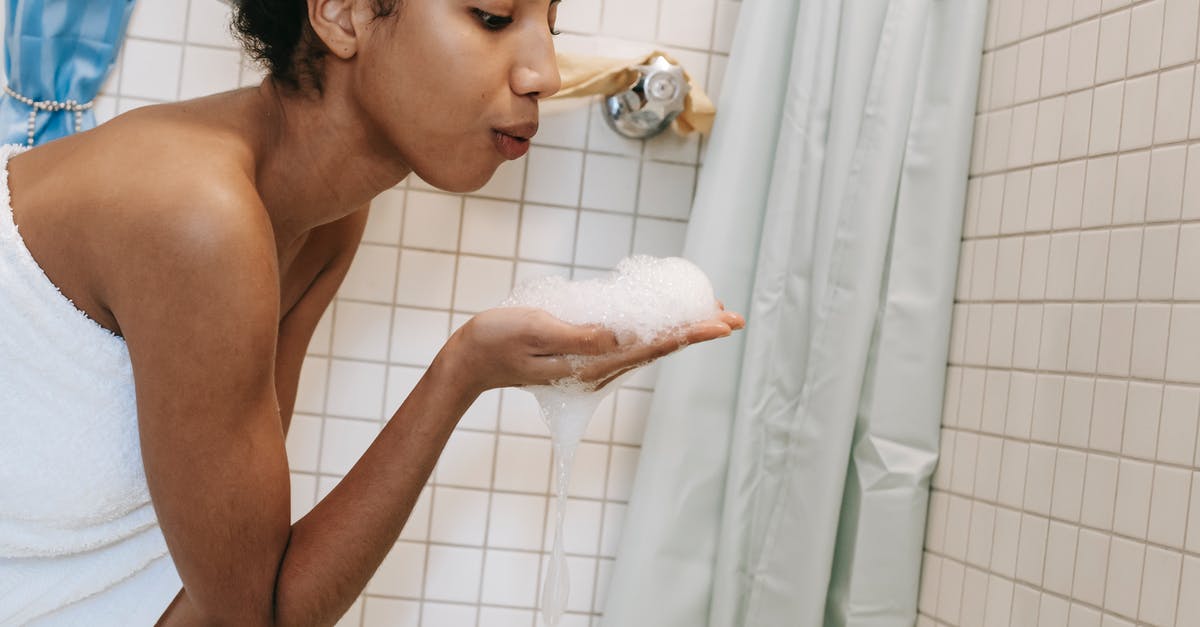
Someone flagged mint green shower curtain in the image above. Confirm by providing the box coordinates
[599,0,987,626]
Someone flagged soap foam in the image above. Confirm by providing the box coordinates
[500,255,719,626]
[503,255,719,346]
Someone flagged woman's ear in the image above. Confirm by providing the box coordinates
[308,0,359,59]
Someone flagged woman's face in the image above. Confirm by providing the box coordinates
[352,0,562,192]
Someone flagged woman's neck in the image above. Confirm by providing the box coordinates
[240,77,412,251]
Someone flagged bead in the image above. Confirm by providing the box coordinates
[3,83,95,147]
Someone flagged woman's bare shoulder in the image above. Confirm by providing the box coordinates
[6,105,274,337]
[92,105,262,210]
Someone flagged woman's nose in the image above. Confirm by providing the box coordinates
[512,37,562,99]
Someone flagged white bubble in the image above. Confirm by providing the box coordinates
[502,254,719,345]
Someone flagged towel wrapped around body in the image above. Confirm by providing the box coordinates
[0,143,182,626]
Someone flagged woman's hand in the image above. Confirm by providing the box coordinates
[438,303,745,397]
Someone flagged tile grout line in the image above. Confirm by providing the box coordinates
[1172,7,1200,619]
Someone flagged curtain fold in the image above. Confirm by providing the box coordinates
[0,0,135,146]
[600,0,986,625]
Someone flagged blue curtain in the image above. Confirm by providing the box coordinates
[1,0,136,146]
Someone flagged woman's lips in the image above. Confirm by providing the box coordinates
[492,130,530,160]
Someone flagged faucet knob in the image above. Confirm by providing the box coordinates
[602,55,691,140]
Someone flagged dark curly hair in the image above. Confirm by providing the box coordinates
[231,0,402,95]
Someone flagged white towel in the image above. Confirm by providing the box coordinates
[0,142,181,625]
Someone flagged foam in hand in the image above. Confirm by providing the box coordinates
[500,255,719,626]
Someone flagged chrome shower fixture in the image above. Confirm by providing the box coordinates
[601,55,691,140]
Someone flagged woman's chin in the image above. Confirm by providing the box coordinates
[412,163,499,194]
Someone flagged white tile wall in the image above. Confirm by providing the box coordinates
[74,1,740,625]
[920,0,1200,625]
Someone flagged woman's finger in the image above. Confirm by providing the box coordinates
[574,321,732,383]
[526,354,577,382]
[719,310,745,330]
[538,321,620,356]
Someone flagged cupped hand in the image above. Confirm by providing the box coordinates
[442,303,745,396]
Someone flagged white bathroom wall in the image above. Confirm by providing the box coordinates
[919,0,1200,625]
[77,1,740,626]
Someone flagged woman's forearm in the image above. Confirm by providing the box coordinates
[157,338,478,627]
[273,343,478,626]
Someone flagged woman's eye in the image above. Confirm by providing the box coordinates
[549,0,561,35]
[471,8,513,30]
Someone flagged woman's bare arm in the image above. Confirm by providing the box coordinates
[117,194,742,627]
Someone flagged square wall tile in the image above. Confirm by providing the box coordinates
[1104,536,1145,618]
[1080,453,1119,529]
[582,154,640,213]
[1156,385,1199,464]
[488,492,547,551]
[326,359,386,420]
[436,430,496,489]
[1015,38,1045,105]
[454,255,513,313]
[331,301,392,361]
[403,191,461,251]
[362,598,419,627]
[525,147,584,206]
[429,486,490,545]
[574,211,633,268]
[1113,458,1154,538]
[657,0,715,48]
[390,307,450,366]
[1138,546,1181,626]
[363,189,404,245]
[424,545,483,603]
[1161,0,1200,66]
[286,414,322,473]
[1147,465,1191,548]
[366,541,426,597]
[637,161,696,220]
[178,47,240,99]
[127,0,187,40]
[601,0,659,41]
[632,217,686,258]
[294,357,329,414]
[477,157,527,200]
[394,250,455,308]
[319,416,379,475]
[519,204,578,264]
[187,0,238,48]
[1166,305,1200,383]
[555,0,601,33]
[1147,146,1187,222]
[1095,11,1131,83]
[481,549,540,606]
[1067,20,1100,91]
[120,39,182,101]
[494,435,552,493]
[1119,75,1157,152]
[536,105,589,150]
[1126,0,1165,75]
[340,244,399,303]
[461,198,519,257]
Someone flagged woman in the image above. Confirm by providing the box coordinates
[0,0,744,624]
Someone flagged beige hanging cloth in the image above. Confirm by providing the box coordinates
[551,50,716,136]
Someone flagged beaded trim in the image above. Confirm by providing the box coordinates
[3,84,94,147]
